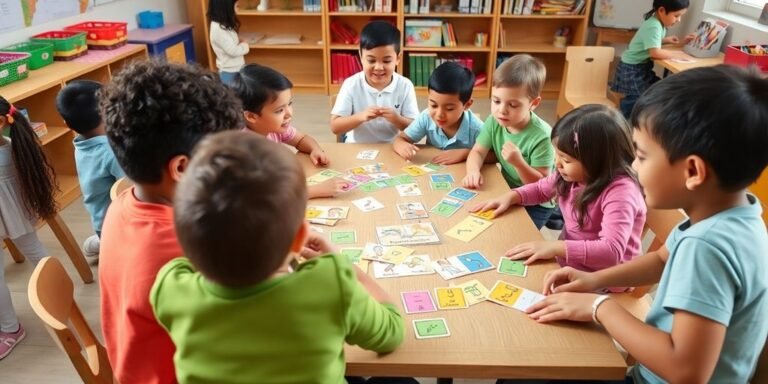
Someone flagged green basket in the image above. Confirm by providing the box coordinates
[0,52,31,87]
[0,42,54,70]
[30,31,87,55]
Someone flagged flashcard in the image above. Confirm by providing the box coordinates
[447,187,478,201]
[396,202,429,220]
[352,197,385,212]
[306,169,344,185]
[432,251,494,280]
[403,165,427,177]
[487,281,545,312]
[430,198,463,218]
[456,279,490,306]
[413,318,450,339]
[435,287,468,310]
[445,216,493,242]
[367,172,392,181]
[360,243,414,265]
[305,206,349,220]
[392,174,415,185]
[373,255,434,278]
[430,181,452,191]
[356,150,380,160]
[376,222,441,246]
[396,183,423,197]
[401,290,438,314]
[308,218,339,226]
[497,258,528,277]
[470,210,495,220]
[430,174,454,183]
[330,230,356,245]
[359,182,382,193]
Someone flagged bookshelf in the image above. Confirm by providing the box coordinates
[187,0,592,99]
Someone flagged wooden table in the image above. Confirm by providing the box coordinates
[297,143,629,380]
[655,46,725,75]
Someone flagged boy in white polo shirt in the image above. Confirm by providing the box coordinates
[330,21,419,143]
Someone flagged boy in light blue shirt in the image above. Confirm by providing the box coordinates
[522,66,768,383]
[56,80,124,258]
[393,61,483,165]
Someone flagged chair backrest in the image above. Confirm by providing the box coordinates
[563,46,615,100]
[28,257,116,384]
[109,177,133,200]
[329,94,345,143]
[631,208,687,298]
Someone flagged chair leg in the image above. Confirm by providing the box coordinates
[46,214,94,284]
[4,239,25,263]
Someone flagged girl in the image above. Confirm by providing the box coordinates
[470,104,646,284]
[0,96,57,359]
[208,0,250,85]
[612,0,694,118]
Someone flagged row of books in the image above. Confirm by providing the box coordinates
[328,0,393,12]
[331,53,363,84]
[301,0,322,11]
[404,0,493,14]
[404,20,459,47]
[502,0,585,15]
[407,54,476,87]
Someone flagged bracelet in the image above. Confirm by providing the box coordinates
[591,295,611,326]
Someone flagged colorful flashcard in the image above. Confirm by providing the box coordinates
[368,172,392,181]
[344,174,373,183]
[378,178,400,188]
[430,181,453,191]
[456,279,490,306]
[455,251,494,272]
[403,165,427,177]
[396,183,423,197]
[340,247,364,264]
[305,206,349,220]
[430,173,455,184]
[361,163,385,173]
[497,258,528,277]
[447,187,478,201]
[434,287,468,310]
[330,230,356,245]
[401,290,438,314]
[413,318,450,339]
[356,149,380,160]
[359,182,383,193]
[470,210,496,220]
[308,218,339,226]
[487,280,545,312]
[352,197,385,212]
[430,198,464,218]
[376,222,441,246]
[432,251,494,280]
[373,255,434,278]
[306,169,344,185]
[396,202,429,220]
[392,174,415,185]
[421,163,445,172]
[360,243,414,265]
[445,216,494,242]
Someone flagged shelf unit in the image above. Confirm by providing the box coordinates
[187,0,592,99]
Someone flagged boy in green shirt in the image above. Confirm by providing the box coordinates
[150,131,404,384]
[463,54,555,229]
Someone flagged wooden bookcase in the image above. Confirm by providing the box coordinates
[187,0,592,100]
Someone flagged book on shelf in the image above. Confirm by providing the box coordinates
[331,52,362,84]
[303,0,321,11]
[405,20,458,48]
[403,0,491,14]
[407,53,477,87]
[328,0,390,12]
[330,20,360,44]
[261,34,303,45]
[503,0,586,15]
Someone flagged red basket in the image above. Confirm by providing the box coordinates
[724,45,768,73]
[65,21,128,43]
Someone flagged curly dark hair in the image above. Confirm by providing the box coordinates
[101,61,245,184]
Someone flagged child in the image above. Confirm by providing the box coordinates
[55,80,124,258]
[612,0,694,118]
[527,66,768,383]
[393,61,484,165]
[463,54,555,229]
[208,0,249,85]
[232,63,346,199]
[471,104,646,283]
[330,20,419,143]
[0,96,56,360]
[98,61,244,384]
[150,131,404,383]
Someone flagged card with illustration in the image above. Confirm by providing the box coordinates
[360,243,414,265]
[421,163,444,172]
[396,202,429,220]
[330,231,356,245]
[352,197,385,212]
[430,181,452,191]
[340,248,364,264]
[396,183,423,197]
[430,174,454,184]
[361,163,385,173]
[345,174,372,183]
[378,178,400,188]
[401,290,438,314]
[432,251,493,280]
[470,210,495,220]
[456,279,490,306]
[455,251,494,272]
[373,255,434,278]
[403,165,427,177]
[430,198,464,218]
[356,149,380,160]
[308,218,339,226]
[305,206,349,220]
[368,172,392,181]
[434,287,468,310]
[376,222,441,246]
[306,169,344,186]
[497,258,527,277]
[487,280,545,312]
[392,174,415,185]
[359,182,382,193]
[447,187,478,201]
[413,318,450,339]
[445,216,494,242]
[340,180,359,192]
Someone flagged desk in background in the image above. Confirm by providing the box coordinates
[128,24,196,64]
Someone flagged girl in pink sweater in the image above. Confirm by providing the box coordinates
[471,104,646,275]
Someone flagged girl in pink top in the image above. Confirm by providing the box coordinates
[471,104,646,277]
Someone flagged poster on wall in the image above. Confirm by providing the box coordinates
[0,0,94,34]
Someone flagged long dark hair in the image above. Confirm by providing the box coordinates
[0,97,58,219]
[644,0,689,19]
[208,0,240,32]
[553,104,636,228]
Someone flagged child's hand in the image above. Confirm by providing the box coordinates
[310,149,329,166]
[377,108,399,124]
[505,240,563,265]
[357,107,380,123]
[541,266,599,295]
[501,142,524,166]
[525,292,600,323]
[301,232,336,259]
[470,195,512,218]
[311,178,348,198]
[462,171,483,189]
[684,33,696,44]
[431,149,470,165]
[394,139,419,161]
[664,35,681,45]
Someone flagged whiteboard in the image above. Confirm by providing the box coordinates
[592,0,653,30]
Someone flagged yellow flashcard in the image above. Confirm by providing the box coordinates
[456,279,490,306]
[434,287,468,310]
[487,281,523,307]
[381,246,414,265]
[470,210,495,220]
[445,216,494,242]
[403,165,427,176]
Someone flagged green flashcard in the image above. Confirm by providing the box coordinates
[430,181,452,191]
[413,318,450,339]
[330,231,356,245]
[422,163,444,171]
[359,182,382,193]
[497,258,528,277]
[340,248,363,264]
[392,174,415,185]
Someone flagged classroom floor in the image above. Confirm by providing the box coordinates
[1,95,560,383]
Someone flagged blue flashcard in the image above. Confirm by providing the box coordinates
[456,251,493,272]
[430,173,455,184]
[447,187,478,201]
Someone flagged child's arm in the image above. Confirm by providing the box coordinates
[393,113,428,160]
[330,107,379,136]
[393,134,420,161]
[502,141,550,184]
[378,108,414,131]
[308,179,347,199]
[463,143,491,189]
[431,149,471,165]
[649,47,692,60]
[469,189,522,218]
[286,131,329,166]
[211,27,249,57]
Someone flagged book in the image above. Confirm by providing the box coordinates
[261,34,302,45]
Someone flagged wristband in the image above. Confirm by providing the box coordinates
[591,295,611,325]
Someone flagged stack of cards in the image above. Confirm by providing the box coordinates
[361,243,414,265]
[430,198,464,218]
[396,202,429,220]
[497,258,528,277]
[372,254,435,278]
[487,281,545,312]
[445,216,493,242]
[352,197,384,212]
[376,222,441,246]
[432,251,494,280]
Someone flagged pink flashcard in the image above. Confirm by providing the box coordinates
[401,290,438,314]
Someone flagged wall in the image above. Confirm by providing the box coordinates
[0,0,188,47]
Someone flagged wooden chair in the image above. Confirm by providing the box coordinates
[28,257,116,384]
[109,177,133,200]
[556,46,617,119]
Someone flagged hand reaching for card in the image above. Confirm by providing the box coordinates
[310,149,329,166]
[309,178,348,199]
[462,171,483,189]
[506,240,563,265]
[469,195,512,218]
[432,149,470,165]
[394,139,420,161]
[525,292,599,323]
[541,266,599,295]
[301,231,336,259]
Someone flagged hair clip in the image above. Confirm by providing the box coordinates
[6,104,16,124]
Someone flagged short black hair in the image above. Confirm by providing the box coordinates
[644,0,690,19]
[175,131,307,287]
[360,21,401,54]
[631,65,768,192]
[56,80,103,134]
[232,64,293,114]
[101,61,244,184]
[428,61,475,104]
[207,0,240,31]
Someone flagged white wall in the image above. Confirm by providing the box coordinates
[680,0,768,49]
[0,0,188,47]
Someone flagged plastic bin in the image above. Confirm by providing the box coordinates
[0,42,54,69]
[30,31,88,61]
[0,52,31,87]
[724,44,768,73]
[65,21,128,50]
[137,11,164,29]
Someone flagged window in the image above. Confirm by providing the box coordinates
[728,0,765,18]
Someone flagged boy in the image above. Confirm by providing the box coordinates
[526,66,768,383]
[233,63,346,198]
[99,61,244,384]
[463,54,554,229]
[330,20,419,143]
[151,131,404,383]
[393,61,484,165]
[55,80,124,258]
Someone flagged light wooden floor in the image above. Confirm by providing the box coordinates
[1,94,559,383]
